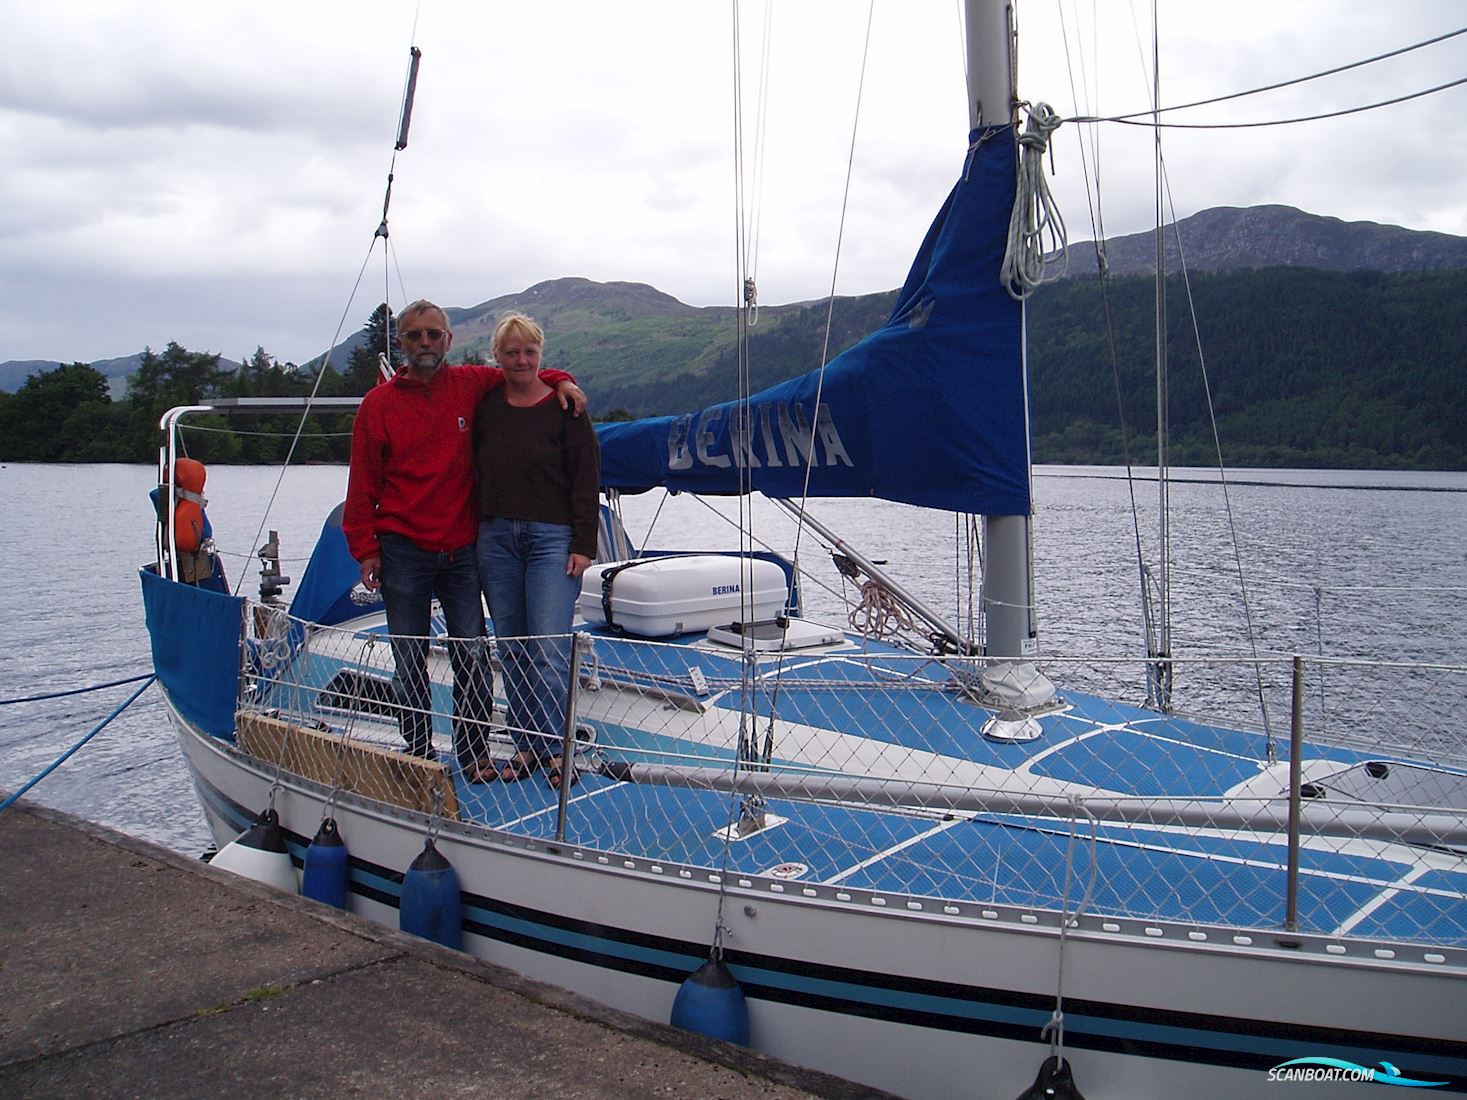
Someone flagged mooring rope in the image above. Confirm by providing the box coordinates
[0,676,157,815]
[1,671,155,707]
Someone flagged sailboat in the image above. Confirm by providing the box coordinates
[140,2,1467,1096]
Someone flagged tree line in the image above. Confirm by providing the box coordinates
[0,303,642,465]
[2,306,406,464]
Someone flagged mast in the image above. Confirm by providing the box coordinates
[967,0,1054,711]
[968,0,1037,664]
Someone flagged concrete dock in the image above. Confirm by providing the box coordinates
[0,801,891,1099]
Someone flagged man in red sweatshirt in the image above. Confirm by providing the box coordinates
[343,299,585,772]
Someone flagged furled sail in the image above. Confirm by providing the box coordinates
[597,130,1030,516]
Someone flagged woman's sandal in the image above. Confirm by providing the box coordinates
[466,758,500,784]
[497,755,542,783]
[546,764,579,792]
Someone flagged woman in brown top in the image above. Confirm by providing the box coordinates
[472,313,600,789]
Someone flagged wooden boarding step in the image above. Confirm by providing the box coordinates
[238,713,460,820]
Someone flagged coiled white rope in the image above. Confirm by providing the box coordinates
[849,580,915,639]
[1001,101,1068,301]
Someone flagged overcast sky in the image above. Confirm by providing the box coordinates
[3,1,1463,368]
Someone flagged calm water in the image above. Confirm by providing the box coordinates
[3,462,1464,855]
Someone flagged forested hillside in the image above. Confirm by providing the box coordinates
[1026,268,1466,468]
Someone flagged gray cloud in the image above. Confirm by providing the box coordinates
[3,0,1463,368]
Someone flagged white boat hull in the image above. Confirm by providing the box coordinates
[174,703,1467,1099]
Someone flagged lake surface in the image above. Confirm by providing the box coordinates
[3,462,1464,856]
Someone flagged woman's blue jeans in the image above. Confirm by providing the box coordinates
[476,518,581,762]
[378,533,493,764]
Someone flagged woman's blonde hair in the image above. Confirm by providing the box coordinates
[491,311,545,357]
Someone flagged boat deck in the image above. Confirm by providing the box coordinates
[260,618,1467,949]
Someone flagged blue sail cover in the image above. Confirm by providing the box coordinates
[290,502,382,628]
[597,129,1029,515]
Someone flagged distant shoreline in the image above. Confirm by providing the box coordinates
[6,458,1464,492]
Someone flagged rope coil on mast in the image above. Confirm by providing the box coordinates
[1001,101,1067,300]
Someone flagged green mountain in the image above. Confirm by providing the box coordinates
[1061,205,1467,279]
[439,277,893,418]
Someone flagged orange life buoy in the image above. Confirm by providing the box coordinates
[168,458,208,553]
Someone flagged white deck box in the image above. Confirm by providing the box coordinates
[579,555,789,638]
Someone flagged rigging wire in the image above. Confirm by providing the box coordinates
[1161,174,1278,751]
[228,240,381,598]
[1149,0,1172,713]
[1054,0,1284,732]
[737,3,895,786]
[230,38,423,596]
[1074,24,1467,123]
[1056,0,1167,680]
[742,0,775,324]
[731,0,757,615]
[756,0,878,672]
[1054,0,1109,265]
[1101,75,1467,130]
[1052,0,1163,690]
[1133,0,1274,737]
[710,0,758,963]
[786,3,877,585]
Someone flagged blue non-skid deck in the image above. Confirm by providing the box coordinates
[288,624,1467,947]
[446,757,1467,946]
[219,686,1467,950]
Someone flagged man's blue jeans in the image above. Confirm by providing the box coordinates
[378,533,493,764]
[476,518,581,763]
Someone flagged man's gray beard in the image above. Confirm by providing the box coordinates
[410,352,443,374]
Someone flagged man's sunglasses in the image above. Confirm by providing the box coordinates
[402,328,445,342]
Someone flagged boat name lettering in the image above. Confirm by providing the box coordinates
[667,402,854,472]
[711,584,740,595]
